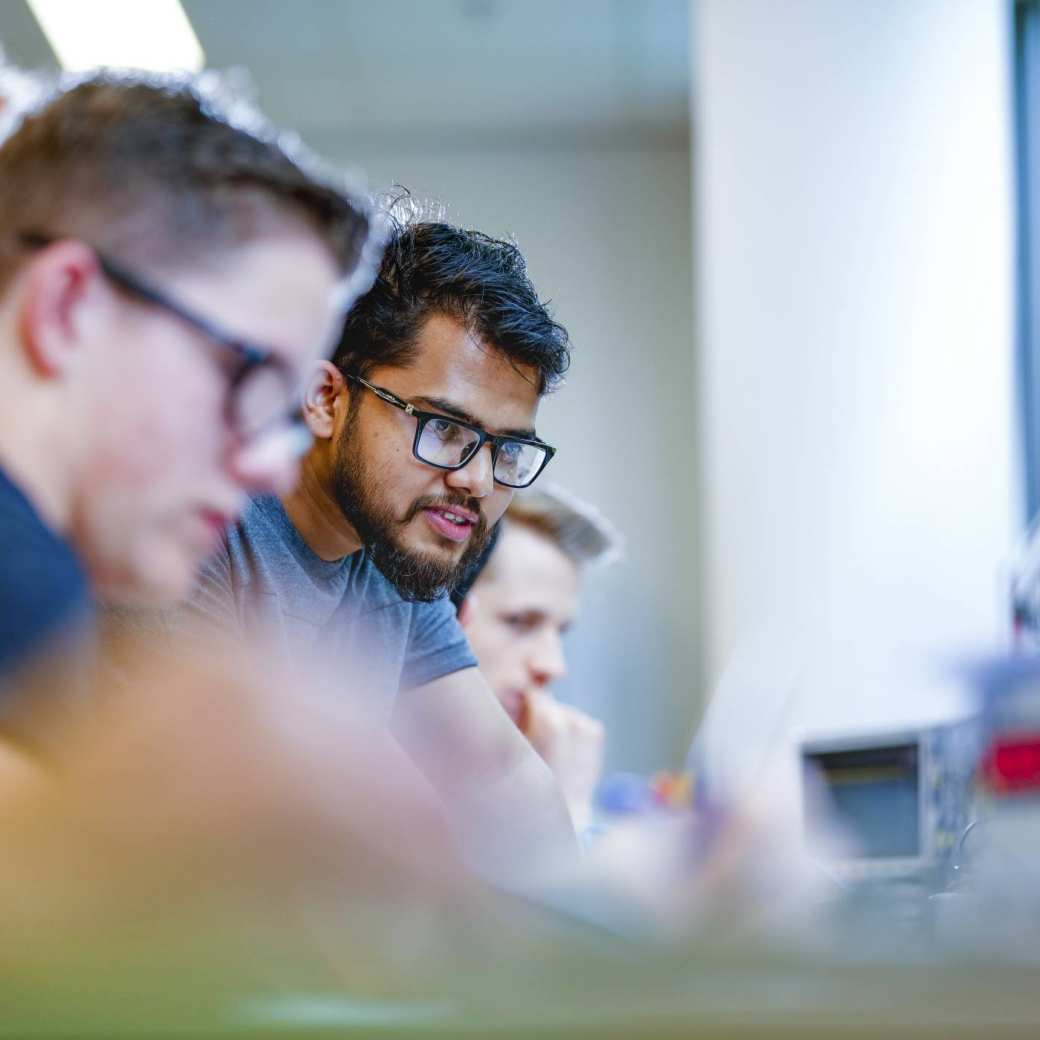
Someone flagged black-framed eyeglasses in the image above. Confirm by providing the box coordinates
[346,374,556,489]
[19,231,306,444]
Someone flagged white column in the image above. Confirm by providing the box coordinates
[692,0,1018,779]
[690,0,1015,678]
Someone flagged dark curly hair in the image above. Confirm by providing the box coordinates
[332,217,570,394]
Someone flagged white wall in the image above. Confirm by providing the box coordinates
[318,138,700,771]
[693,0,1018,795]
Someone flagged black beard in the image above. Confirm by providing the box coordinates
[330,413,491,602]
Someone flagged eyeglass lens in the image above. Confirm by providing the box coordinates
[416,417,546,487]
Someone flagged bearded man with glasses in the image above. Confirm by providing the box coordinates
[0,75,376,731]
[188,217,580,880]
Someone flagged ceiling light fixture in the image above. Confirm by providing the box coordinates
[26,0,205,73]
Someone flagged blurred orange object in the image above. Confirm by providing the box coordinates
[649,770,695,811]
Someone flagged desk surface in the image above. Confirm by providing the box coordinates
[3,938,1039,1038]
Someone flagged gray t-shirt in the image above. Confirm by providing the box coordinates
[189,495,476,718]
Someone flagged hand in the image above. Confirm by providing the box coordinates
[519,690,604,827]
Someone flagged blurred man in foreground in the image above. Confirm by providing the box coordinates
[457,487,619,829]
[188,216,580,881]
[0,70,484,1013]
[0,74,375,719]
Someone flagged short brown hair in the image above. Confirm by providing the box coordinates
[504,485,621,568]
[0,72,377,293]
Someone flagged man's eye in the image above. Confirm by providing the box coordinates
[502,611,542,634]
[429,418,463,442]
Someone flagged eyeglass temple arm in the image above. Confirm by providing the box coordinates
[350,375,416,415]
[98,255,267,367]
[21,231,267,368]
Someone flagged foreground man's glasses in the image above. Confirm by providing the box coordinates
[19,231,311,451]
[345,374,556,488]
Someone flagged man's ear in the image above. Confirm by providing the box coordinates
[302,360,346,440]
[17,240,101,378]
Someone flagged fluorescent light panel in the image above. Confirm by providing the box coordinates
[26,0,205,72]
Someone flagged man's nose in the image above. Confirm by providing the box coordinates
[529,629,567,686]
[443,442,494,498]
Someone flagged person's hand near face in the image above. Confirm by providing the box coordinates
[462,520,609,827]
[519,688,604,829]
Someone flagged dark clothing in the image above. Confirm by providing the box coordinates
[0,465,90,681]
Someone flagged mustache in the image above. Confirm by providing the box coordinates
[404,495,487,533]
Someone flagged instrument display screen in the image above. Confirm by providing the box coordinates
[805,742,920,858]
